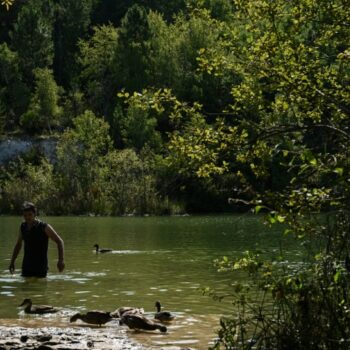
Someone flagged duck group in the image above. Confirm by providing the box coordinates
[17,243,176,333]
[19,298,175,333]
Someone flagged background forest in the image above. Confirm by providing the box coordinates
[1,1,350,349]
[0,0,246,215]
[1,0,348,218]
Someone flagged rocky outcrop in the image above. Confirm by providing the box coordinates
[0,138,57,164]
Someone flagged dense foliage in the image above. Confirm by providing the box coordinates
[1,0,350,348]
[0,0,237,214]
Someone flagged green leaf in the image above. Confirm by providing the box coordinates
[255,205,263,214]
[334,270,341,284]
[334,167,343,176]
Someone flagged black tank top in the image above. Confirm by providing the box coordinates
[21,220,49,277]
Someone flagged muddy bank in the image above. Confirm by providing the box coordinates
[0,325,144,350]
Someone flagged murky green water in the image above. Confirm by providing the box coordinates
[0,215,300,348]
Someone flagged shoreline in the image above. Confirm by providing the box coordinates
[0,323,145,350]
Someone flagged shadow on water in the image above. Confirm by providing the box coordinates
[0,215,300,349]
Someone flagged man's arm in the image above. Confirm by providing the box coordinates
[45,224,65,272]
[9,230,22,274]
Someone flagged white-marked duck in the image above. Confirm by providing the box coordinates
[110,306,144,318]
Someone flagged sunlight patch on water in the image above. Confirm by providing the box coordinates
[83,272,107,277]
[121,290,136,296]
[0,276,25,283]
[0,291,15,296]
[70,278,90,284]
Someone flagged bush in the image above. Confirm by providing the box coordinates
[106,149,160,215]
[0,157,57,214]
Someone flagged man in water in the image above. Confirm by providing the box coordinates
[9,202,65,277]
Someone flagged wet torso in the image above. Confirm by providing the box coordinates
[21,220,48,277]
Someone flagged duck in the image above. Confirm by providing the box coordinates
[154,301,175,322]
[19,299,58,314]
[93,244,113,253]
[110,306,144,318]
[120,314,167,333]
[70,311,113,326]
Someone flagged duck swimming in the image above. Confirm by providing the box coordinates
[110,306,144,318]
[120,314,167,333]
[93,244,113,253]
[154,301,175,322]
[19,299,58,314]
[70,311,113,326]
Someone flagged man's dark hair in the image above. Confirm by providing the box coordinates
[22,201,37,214]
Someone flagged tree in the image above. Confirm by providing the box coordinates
[78,25,118,118]
[131,0,350,347]
[0,158,57,214]
[20,68,62,133]
[106,149,158,215]
[10,0,54,80]
[147,9,236,112]
[53,0,93,85]
[116,4,152,92]
[56,110,112,214]
[92,0,186,25]
[115,99,162,151]
[0,43,29,131]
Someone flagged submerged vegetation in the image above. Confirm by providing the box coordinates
[1,0,350,348]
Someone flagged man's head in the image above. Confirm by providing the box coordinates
[22,201,37,223]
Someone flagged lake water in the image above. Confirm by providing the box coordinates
[0,215,299,349]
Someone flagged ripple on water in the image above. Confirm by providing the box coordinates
[0,291,15,296]
[111,250,172,255]
[70,278,90,284]
[152,339,199,346]
[112,250,144,254]
[121,290,136,296]
[0,276,24,283]
[83,272,107,277]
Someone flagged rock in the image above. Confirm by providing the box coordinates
[20,335,29,342]
[0,325,145,350]
[5,340,20,345]
[35,335,52,342]
[36,345,53,350]
[0,138,58,165]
